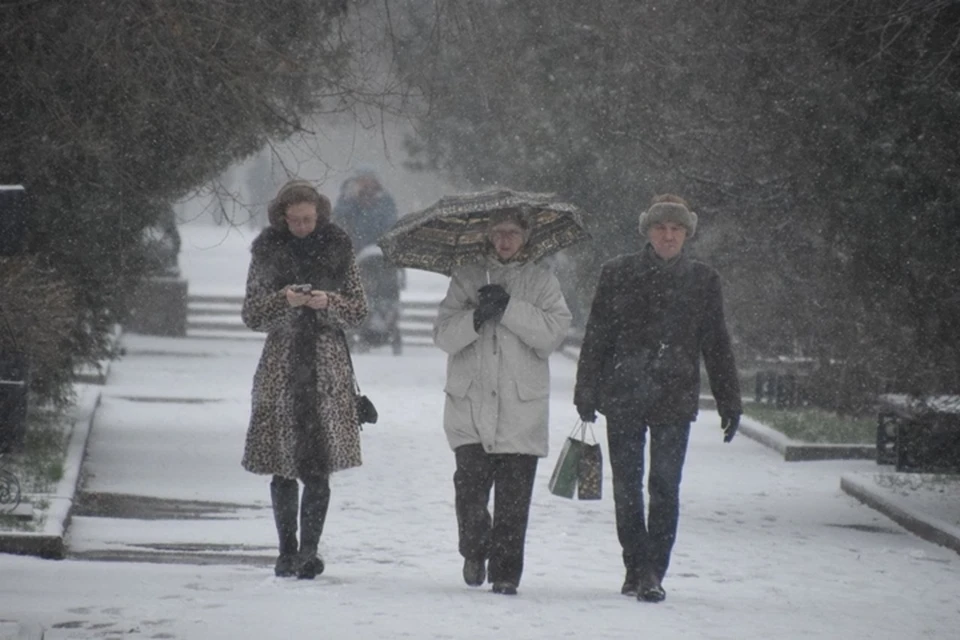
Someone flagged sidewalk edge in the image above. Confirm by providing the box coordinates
[840,473,960,556]
[738,417,789,456]
[0,385,102,560]
[740,417,876,462]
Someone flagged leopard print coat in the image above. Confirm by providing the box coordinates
[241,224,368,479]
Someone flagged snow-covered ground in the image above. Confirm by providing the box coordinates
[2,222,959,639]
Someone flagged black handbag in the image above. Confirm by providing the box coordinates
[341,331,378,425]
[356,393,378,425]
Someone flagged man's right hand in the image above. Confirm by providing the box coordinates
[721,412,741,443]
[576,404,598,423]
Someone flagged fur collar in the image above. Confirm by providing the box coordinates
[251,223,354,290]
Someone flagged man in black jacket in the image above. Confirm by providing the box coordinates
[574,194,741,603]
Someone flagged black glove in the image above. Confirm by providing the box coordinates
[576,403,597,423]
[473,303,500,332]
[473,284,510,332]
[478,284,510,313]
[721,412,741,443]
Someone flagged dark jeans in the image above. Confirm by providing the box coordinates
[454,444,538,586]
[606,416,691,581]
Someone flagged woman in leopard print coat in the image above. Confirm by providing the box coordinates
[241,180,368,579]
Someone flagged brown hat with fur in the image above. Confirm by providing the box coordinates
[267,180,332,229]
[638,194,698,238]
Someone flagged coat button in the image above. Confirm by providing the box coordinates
[491,390,497,397]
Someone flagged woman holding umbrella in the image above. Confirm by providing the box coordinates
[433,208,572,596]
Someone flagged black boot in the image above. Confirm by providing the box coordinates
[638,571,666,603]
[462,558,486,587]
[270,476,299,577]
[297,474,331,580]
[621,566,640,597]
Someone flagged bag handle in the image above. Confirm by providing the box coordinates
[571,419,598,445]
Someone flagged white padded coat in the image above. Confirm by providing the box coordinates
[433,256,572,457]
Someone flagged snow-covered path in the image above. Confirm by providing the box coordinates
[2,335,958,639]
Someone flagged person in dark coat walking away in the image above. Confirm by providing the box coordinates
[333,168,404,351]
[241,180,368,579]
[573,194,741,603]
[434,209,572,596]
[333,168,399,252]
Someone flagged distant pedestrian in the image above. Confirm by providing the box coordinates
[334,167,403,351]
[241,180,368,579]
[333,167,399,252]
[573,194,741,603]
[434,209,572,596]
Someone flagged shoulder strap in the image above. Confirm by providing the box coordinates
[339,329,362,394]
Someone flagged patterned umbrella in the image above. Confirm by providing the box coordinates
[377,189,591,275]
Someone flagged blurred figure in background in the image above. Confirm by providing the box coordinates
[333,167,399,252]
[335,167,404,353]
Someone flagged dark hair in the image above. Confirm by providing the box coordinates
[267,180,331,229]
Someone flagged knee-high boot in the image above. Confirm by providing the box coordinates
[270,475,300,577]
[297,474,331,579]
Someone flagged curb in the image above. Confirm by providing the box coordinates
[739,416,876,462]
[0,385,102,559]
[840,473,960,555]
[553,347,876,462]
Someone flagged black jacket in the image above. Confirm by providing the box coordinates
[574,246,741,423]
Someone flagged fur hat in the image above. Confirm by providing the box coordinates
[267,180,331,228]
[638,200,698,238]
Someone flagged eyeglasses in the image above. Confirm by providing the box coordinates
[490,229,524,241]
[286,215,317,227]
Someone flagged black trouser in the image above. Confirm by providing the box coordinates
[271,473,331,555]
[606,416,691,581]
[454,444,538,586]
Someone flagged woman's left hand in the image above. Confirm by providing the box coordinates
[305,290,329,310]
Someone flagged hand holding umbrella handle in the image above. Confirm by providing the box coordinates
[478,284,509,308]
[473,302,502,332]
[472,285,510,332]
